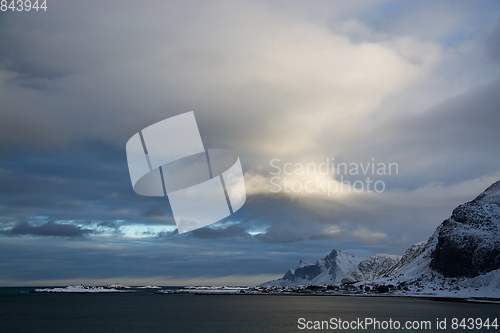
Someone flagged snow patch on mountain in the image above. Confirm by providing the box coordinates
[342,254,401,283]
[298,260,313,268]
[380,241,428,278]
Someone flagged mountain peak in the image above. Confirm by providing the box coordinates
[475,180,500,204]
[325,249,342,260]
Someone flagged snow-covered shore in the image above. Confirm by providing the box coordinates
[34,284,132,293]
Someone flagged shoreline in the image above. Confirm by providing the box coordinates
[11,286,498,304]
[183,292,500,304]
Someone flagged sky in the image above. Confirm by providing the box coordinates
[0,0,499,287]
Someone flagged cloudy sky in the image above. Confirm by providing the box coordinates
[1,0,499,287]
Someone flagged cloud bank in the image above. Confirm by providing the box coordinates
[0,0,499,286]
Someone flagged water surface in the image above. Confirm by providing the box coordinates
[1,288,498,332]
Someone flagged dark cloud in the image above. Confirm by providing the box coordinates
[5,221,92,237]
[189,224,251,240]
[98,220,118,228]
[0,140,173,224]
[336,77,500,190]
[0,234,315,283]
[487,19,500,65]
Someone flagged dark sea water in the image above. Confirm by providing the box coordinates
[0,288,499,332]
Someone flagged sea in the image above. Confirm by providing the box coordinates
[1,287,499,332]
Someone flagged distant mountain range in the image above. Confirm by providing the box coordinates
[259,250,400,286]
[260,181,500,298]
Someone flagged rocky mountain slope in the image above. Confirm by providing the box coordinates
[430,181,500,277]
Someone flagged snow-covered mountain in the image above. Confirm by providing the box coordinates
[259,250,366,286]
[260,180,500,298]
[365,180,500,298]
